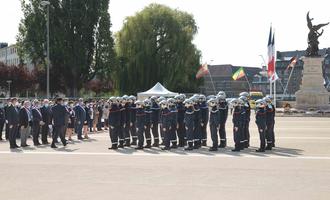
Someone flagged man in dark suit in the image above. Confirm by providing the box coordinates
[51,98,68,148]
[40,99,52,144]
[7,98,20,149]
[31,99,43,146]
[97,100,103,131]
[19,100,32,147]
[74,98,86,140]
[4,98,11,140]
[0,101,5,140]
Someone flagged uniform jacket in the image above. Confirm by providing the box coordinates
[151,102,160,124]
[219,101,229,124]
[184,107,195,128]
[119,105,126,127]
[266,104,276,123]
[52,104,68,126]
[0,107,5,122]
[161,108,171,129]
[108,104,121,126]
[169,105,178,128]
[199,102,209,124]
[129,103,136,124]
[144,107,152,126]
[176,102,185,124]
[209,106,220,126]
[232,107,245,128]
[136,108,146,128]
[255,108,266,129]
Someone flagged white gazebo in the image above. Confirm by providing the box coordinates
[137,82,178,100]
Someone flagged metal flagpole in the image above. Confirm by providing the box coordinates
[244,73,252,92]
[207,60,217,94]
[282,64,295,100]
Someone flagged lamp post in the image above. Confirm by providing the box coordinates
[6,80,12,97]
[40,1,50,98]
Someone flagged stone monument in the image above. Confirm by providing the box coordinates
[295,12,330,110]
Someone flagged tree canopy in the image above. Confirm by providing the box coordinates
[115,4,202,94]
[17,0,116,96]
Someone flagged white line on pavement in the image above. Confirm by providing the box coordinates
[0,151,330,160]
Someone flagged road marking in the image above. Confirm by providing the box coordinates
[0,150,330,160]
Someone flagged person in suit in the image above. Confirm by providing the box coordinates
[51,97,68,148]
[0,101,5,140]
[31,99,44,146]
[4,99,11,140]
[67,101,76,141]
[40,99,52,144]
[19,100,32,147]
[7,98,20,149]
[97,100,104,131]
[74,98,86,140]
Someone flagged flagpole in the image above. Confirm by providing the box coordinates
[244,73,251,92]
[273,30,276,108]
[282,64,296,100]
[207,60,217,94]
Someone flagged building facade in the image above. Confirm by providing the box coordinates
[0,43,34,70]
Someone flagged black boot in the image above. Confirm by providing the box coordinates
[135,146,144,150]
[108,144,118,150]
[161,146,171,150]
[231,144,241,152]
[256,148,265,152]
[185,142,194,151]
[124,139,131,147]
[171,142,178,149]
[152,139,159,147]
[202,140,207,146]
[145,140,152,148]
[131,138,137,146]
[218,141,227,148]
[118,141,125,148]
[265,145,272,150]
[244,141,250,148]
[193,141,200,149]
[209,146,218,151]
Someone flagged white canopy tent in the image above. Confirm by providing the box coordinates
[137,82,178,100]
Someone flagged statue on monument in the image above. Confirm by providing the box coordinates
[306,11,329,57]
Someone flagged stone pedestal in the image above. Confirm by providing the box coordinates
[295,57,330,110]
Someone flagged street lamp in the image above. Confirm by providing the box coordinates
[40,1,50,98]
[6,80,12,97]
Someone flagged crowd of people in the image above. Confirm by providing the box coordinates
[0,91,276,152]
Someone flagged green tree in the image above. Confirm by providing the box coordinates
[115,3,202,94]
[17,0,116,96]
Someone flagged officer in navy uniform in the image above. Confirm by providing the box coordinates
[167,98,178,149]
[239,92,251,148]
[255,99,267,152]
[192,95,201,149]
[217,92,228,148]
[0,101,5,140]
[199,95,209,146]
[184,99,195,151]
[231,98,245,152]
[51,98,68,148]
[159,100,171,150]
[143,99,153,148]
[108,97,121,150]
[135,100,146,150]
[150,96,160,147]
[174,94,186,147]
[128,96,138,145]
[118,97,126,148]
[208,98,220,151]
[264,96,276,150]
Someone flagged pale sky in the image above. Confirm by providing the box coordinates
[1,0,330,67]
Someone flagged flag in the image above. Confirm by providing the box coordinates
[269,72,279,83]
[232,67,245,80]
[286,56,297,71]
[196,63,209,79]
[267,26,275,78]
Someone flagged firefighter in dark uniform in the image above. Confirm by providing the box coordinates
[135,100,146,150]
[158,96,166,145]
[231,98,246,152]
[184,99,195,151]
[255,99,267,152]
[239,92,251,148]
[264,96,275,150]
[217,92,228,148]
[128,95,137,145]
[108,97,121,150]
[199,95,209,146]
[143,99,152,148]
[192,95,201,149]
[150,96,160,147]
[208,98,220,151]
[175,94,186,147]
[159,100,172,150]
[122,95,131,147]
[118,97,126,148]
[168,98,178,149]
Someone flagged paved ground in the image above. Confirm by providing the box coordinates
[0,115,330,200]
